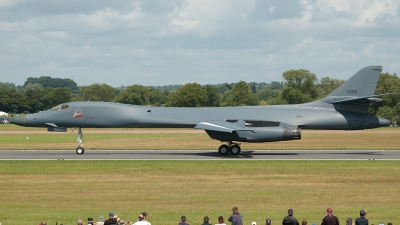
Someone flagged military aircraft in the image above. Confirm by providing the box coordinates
[11,65,389,155]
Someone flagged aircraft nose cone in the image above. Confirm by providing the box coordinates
[10,116,27,126]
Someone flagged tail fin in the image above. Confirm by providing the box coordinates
[320,65,383,114]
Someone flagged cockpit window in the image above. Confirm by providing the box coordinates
[49,104,69,111]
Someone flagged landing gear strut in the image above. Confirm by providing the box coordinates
[75,127,84,154]
[218,141,241,155]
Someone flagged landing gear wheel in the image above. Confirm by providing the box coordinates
[218,145,230,155]
[230,144,241,155]
[76,147,85,155]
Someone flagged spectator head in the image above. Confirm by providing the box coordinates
[327,208,333,215]
[204,216,210,223]
[109,212,115,218]
[252,222,257,225]
[346,218,352,225]
[77,219,84,225]
[119,220,125,225]
[388,223,392,225]
[302,220,307,225]
[141,211,147,217]
[181,216,187,221]
[218,216,224,223]
[138,214,144,221]
[232,206,239,213]
[266,219,271,225]
[288,209,294,216]
[40,222,47,225]
[99,216,104,222]
[360,210,366,217]
[88,218,94,225]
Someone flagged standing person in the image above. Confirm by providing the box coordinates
[97,216,105,225]
[266,219,271,225]
[77,219,85,225]
[179,216,190,225]
[321,208,339,225]
[105,212,116,225]
[228,206,243,225]
[282,209,299,225]
[355,210,368,225]
[88,218,95,225]
[216,216,227,225]
[140,211,150,224]
[202,216,212,225]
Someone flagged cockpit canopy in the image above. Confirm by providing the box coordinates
[49,104,69,111]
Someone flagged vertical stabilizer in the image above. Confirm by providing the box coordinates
[327,65,383,98]
[319,66,383,114]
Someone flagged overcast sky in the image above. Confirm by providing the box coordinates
[0,0,399,87]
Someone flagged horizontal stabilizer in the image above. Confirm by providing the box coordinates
[328,94,391,104]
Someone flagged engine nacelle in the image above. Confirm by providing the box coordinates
[205,126,301,142]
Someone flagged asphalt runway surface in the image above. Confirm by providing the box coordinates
[1,149,400,160]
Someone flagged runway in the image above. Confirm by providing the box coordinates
[1,149,400,160]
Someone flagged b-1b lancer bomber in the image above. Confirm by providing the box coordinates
[11,66,390,154]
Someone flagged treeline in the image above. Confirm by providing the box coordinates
[1,70,400,123]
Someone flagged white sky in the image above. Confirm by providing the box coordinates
[0,0,399,87]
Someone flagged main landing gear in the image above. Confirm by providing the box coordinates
[74,127,84,154]
[218,141,241,155]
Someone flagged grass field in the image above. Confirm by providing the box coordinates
[0,161,399,225]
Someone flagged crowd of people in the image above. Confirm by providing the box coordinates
[36,207,393,225]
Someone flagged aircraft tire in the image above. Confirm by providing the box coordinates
[230,145,241,155]
[76,147,85,155]
[218,145,230,155]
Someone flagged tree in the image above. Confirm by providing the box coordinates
[223,81,256,106]
[0,82,16,91]
[369,72,400,125]
[281,69,319,104]
[24,76,78,91]
[17,83,44,94]
[167,83,207,107]
[81,83,116,102]
[0,88,29,113]
[317,77,345,99]
[24,88,46,112]
[202,85,220,107]
[149,88,168,106]
[42,88,72,109]
[115,85,150,105]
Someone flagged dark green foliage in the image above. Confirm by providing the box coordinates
[115,85,150,105]
[369,73,400,124]
[167,83,207,107]
[80,83,116,102]
[281,69,319,104]
[24,76,78,91]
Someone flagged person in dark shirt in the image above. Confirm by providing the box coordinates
[104,212,116,225]
[282,209,299,225]
[202,216,212,225]
[355,210,368,225]
[321,208,339,225]
[179,215,190,225]
[228,206,243,225]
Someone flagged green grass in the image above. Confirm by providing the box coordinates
[0,161,399,224]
